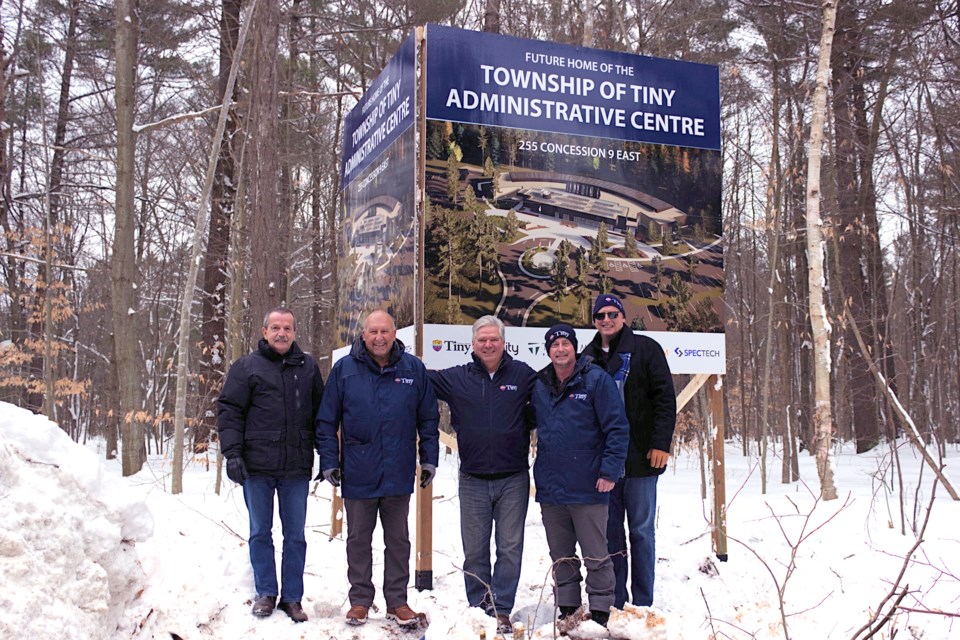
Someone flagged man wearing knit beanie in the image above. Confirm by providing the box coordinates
[544,323,578,354]
[530,323,628,629]
[581,294,676,609]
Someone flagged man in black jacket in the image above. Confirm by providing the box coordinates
[580,294,676,608]
[217,307,324,623]
[428,316,536,635]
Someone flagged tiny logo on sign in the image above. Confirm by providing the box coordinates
[432,339,443,352]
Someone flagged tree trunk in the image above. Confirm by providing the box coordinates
[484,0,501,34]
[246,0,284,342]
[805,0,839,501]
[198,0,242,453]
[829,0,896,453]
[113,0,145,476]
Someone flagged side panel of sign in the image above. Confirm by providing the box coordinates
[336,33,418,349]
[342,34,416,186]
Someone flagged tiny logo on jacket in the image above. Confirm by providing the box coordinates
[569,393,588,401]
[500,384,518,392]
[432,339,443,352]
[395,377,414,385]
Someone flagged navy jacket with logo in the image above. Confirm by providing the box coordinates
[581,329,676,478]
[531,355,629,505]
[217,339,324,478]
[315,338,440,500]
[429,352,536,476]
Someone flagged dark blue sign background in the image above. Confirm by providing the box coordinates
[342,33,416,185]
[426,25,720,150]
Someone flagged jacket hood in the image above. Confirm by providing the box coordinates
[257,338,305,363]
[350,335,406,369]
[538,353,593,393]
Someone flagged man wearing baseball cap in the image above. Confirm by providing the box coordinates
[531,323,629,629]
[581,294,676,608]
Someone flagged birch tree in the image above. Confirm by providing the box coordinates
[805,0,839,501]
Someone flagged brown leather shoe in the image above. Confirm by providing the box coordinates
[278,601,308,623]
[345,604,368,626]
[251,595,276,617]
[496,613,512,635]
[386,604,421,627]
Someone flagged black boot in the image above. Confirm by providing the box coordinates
[558,605,579,620]
[590,610,609,627]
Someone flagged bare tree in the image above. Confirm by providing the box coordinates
[113,0,145,476]
[246,0,285,336]
[805,0,839,501]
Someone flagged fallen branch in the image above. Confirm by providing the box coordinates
[844,306,959,500]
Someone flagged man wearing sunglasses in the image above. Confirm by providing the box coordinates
[580,294,676,609]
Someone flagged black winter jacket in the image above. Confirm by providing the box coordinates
[217,339,325,477]
[581,329,676,478]
[429,352,536,476]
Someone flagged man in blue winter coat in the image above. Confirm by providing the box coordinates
[217,307,325,623]
[532,323,629,629]
[428,315,536,635]
[315,309,440,629]
[580,294,676,608]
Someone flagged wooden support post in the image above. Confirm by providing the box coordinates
[330,490,343,537]
[413,26,433,591]
[415,470,433,590]
[706,374,728,560]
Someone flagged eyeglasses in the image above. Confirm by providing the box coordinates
[593,311,621,321]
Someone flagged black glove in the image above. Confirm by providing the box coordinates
[323,468,342,487]
[225,457,248,484]
[419,464,436,489]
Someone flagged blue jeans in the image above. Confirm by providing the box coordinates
[607,476,658,607]
[459,470,530,616]
[243,475,309,603]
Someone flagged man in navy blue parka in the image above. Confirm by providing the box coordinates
[315,309,439,628]
[531,323,628,629]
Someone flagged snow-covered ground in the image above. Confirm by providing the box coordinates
[1,401,957,639]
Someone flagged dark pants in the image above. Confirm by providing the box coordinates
[607,475,659,607]
[541,502,614,612]
[242,475,309,603]
[459,470,529,615]
[344,495,412,608]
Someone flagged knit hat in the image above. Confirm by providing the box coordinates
[545,323,578,353]
[592,293,625,317]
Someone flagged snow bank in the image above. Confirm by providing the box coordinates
[0,402,153,640]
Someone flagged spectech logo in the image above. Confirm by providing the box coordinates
[674,347,721,358]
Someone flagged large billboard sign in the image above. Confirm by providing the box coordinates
[421,25,724,374]
[337,27,724,374]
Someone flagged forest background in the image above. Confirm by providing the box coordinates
[0,0,956,502]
